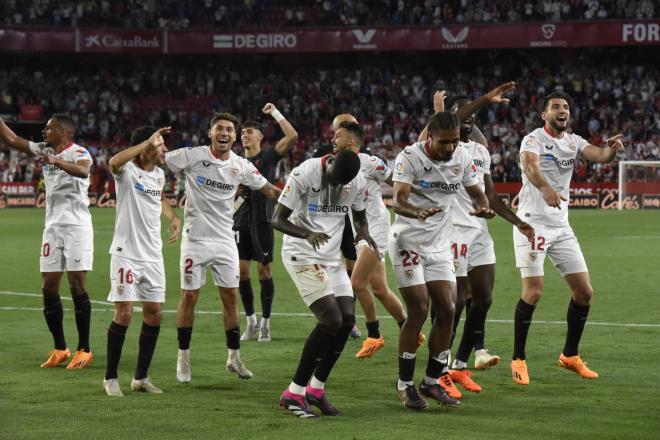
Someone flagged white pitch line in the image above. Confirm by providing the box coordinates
[1,291,659,328]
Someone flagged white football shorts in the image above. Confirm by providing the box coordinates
[40,225,94,272]
[514,223,588,278]
[451,225,496,277]
[180,238,240,290]
[283,262,353,307]
[108,255,166,303]
[388,232,456,288]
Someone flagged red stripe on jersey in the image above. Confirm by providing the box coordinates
[401,154,416,171]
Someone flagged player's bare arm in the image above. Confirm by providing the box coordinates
[520,151,565,209]
[161,194,181,244]
[351,208,378,252]
[262,103,298,156]
[259,182,282,199]
[0,116,32,154]
[580,134,624,163]
[109,127,171,175]
[465,184,495,218]
[455,82,516,123]
[419,90,447,142]
[469,125,489,147]
[484,173,534,241]
[38,154,91,179]
[272,202,330,250]
[392,181,442,220]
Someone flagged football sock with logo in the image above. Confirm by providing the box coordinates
[259,278,274,319]
[43,294,67,350]
[314,323,353,382]
[105,321,127,380]
[135,322,160,380]
[398,352,416,383]
[366,320,381,339]
[513,299,536,360]
[177,327,193,350]
[239,280,255,317]
[563,299,590,357]
[72,292,91,352]
[226,326,241,350]
[425,350,449,381]
[292,324,337,387]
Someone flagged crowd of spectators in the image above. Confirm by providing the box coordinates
[1,48,658,190]
[1,0,656,30]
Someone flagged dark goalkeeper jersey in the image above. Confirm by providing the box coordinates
[234,147,282,228]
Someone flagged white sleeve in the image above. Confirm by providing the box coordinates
[240,160,268,190]
[278,169,305,210]
[520,135,542,155]
[461,153,479,188]
[71,146,93,164]
[370,157,393,183]
[483,147,492,175]
[165,148,192,173]
[573,134,590,152]
[28,141,45,156]
[392,151,416,184]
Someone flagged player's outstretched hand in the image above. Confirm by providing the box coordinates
[306,231,331,250]
[148,127,171,149]
[541,186,566,209]
[433,90,447,113]
[262,103,277,115]
[485,82,516,105]
[516,222,535,243]
[167,217,181,243]
[469,206,495,219]
[417,207,442,221]
[606,134,624,152]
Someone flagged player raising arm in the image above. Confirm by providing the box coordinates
[102,126,181,396]
[0,115,94,370]
[235,102,298,342]
[511,91,623,386]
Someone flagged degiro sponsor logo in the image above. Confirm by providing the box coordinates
[84,34,161,49]
[419,180,460,191]
[213,33,297,49]
[543,154,575,168]
[307,203,349,213]
[134,182,162,197]
[195,175,235,190]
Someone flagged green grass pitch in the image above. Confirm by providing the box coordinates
[0,208,659,439]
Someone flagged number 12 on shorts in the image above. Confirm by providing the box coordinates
[530,236,545,251]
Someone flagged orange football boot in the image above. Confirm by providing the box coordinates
[438,373,462,399]
[449,369,482,393]
[356,337,385,358]
[66,350,93,369]
[558,354,598,379]
[511,358,530,385]
[41,348,71,368]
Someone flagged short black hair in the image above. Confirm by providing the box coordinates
[332,149,361,185]
[427,111,460,135]
[129,125,158,146]
[447,95,469,111]
[541,91,574,113]
[338,121,364,146]
[210,112,239,131]
[50,113,76,133]
[241,120,261,131]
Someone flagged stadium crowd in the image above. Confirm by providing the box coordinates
[1,49,658,188]
[1,0,656,29]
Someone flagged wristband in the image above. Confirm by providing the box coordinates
[271,110,285,122]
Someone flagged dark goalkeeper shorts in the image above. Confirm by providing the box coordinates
[235,223,274,265]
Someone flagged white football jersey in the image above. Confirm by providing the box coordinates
[452,140,491,230]
[517,127,588,226]
[165,146,267,242]
[29,141,92,228]
[359,153,392,230]
[279,156,368,265]
[391,141,478,254]
[110,161,165,262]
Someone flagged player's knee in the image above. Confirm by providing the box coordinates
[114,308,133,326]
[574,285,593,304]
[341,314,356,328]
[69,284,86,296]
[406,302,428,326]
[257,267,272,280]
[434,300,455,322]
[42,286,59,298]
[144,309,162,326]
[472,292,493,311]
[180,290,199,306]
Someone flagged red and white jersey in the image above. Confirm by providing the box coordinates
[278,156,368,265]
[452,140,491,230]
[358,153,392,231]
[517,127,588,226]
[391,141,477,254]
[165,146,266,242]
[29,141,92,228]
[110,161,165,262]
